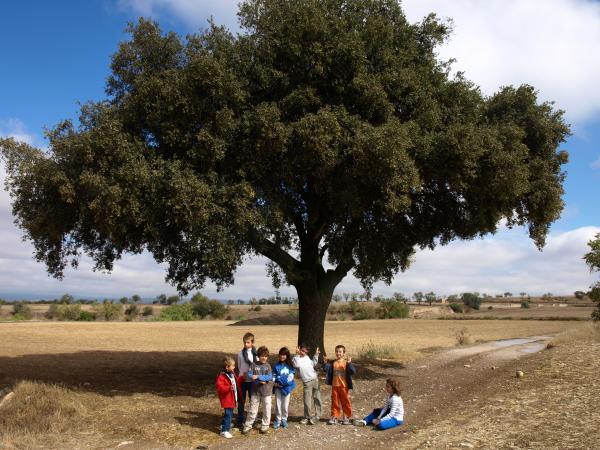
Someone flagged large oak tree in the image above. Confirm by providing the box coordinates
[1,0,570,351]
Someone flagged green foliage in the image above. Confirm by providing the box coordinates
[449,303,463,313]
[0,0,570,350]
[12,302,32,320]
[142,306,154,316]
[378,300,410,319]
[585,234,600,321]
[59,294,74,304]
[78,310,96,321]
[574,291,586,299]
[462,293,482,310]
[520,300,530,309]
[0,299,7,305]
[119,297,129,305]
[124,303,140,321]
[190,293,227,318]
[94,301,122,321]
[57,304,83,321]
[156,303,195,321]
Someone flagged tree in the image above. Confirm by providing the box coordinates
[425,291,436,305]
[584,233,600,321]
[119,296,129,305]
[0,1,569,352]
[462,292,482,310]
[166,295,180,305]
[131,294,142,303]
[413,292,424,304]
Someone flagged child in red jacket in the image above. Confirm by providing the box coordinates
[216,356,242,439]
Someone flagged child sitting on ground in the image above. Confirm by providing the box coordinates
[323,344,356,425]
[272,346,296,429]
[243,346,273,434]
[354,377,404,430]
[215,356,243,439]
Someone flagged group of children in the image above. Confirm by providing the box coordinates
[215,332,405,439]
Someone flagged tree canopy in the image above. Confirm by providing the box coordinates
[1,0,570,350]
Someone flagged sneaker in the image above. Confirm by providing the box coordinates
[281,419,288,428]
[309,418,317,425]
[259,426,269,434]
[300,418,309,425]
[341,418,352,425]
[242,425,252,435]
[273,420,280,430]
[220,431,233,439]
[353,419,367,427]
[328,417,338,425]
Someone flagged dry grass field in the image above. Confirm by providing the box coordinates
[0,319,587,449]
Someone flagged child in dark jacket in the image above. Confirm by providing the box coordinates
[323,344,356,425]
[272,347,296,429]
[215,356,243,439]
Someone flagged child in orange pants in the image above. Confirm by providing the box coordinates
[323,344,356,425]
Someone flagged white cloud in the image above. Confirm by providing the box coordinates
[118,0,600,126]
[0,118,36,145]
[117,0,239,29]
[591,156,600,169]
[402,0,600,125]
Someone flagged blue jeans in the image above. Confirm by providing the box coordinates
[221,408,233,432]
[237,381,253,424]
[364,408,403,430]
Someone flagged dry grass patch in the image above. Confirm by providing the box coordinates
[0,381,89,449]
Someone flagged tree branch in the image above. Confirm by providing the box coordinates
[247,228,302,282]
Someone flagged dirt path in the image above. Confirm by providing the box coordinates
[204,336,556,450]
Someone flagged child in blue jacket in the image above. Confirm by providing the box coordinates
[272,346,296,429]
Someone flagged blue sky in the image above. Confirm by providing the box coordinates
[1,0,600,300]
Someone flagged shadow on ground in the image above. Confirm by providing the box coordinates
[0,350,229,397]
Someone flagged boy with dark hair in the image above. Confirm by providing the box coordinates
[242,346,273,434]
[236,331,257,425]
[323,344,356,425]
[292,343,322,425]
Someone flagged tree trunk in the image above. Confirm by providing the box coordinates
[295,276,337,360]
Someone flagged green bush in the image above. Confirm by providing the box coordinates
[124,304,140,321]
[352,302,377,320]
[190,293,227,318]
[142,306,154,316]
[78,310,96,321]
[449,303,463,313]
[462,293,482,310]
[57,304,83,321]
[12,302,32,320]
[520,300,530,309]
[378,300,410,319]
[156,303,195,321]
[94,301,122,321]
[45,304,60,319]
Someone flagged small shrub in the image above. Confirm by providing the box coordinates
[487,306,493,310]
[378,300,410,319]
[254,305,262,312]
[142,306,154,316]
[356,342,415,361]
[94,301,122,321]
[124,304,140,321]
[78,310,96,321]
[449,303,463,313]
[45,304,60,319]
[592,305,600,322]
[12,302,32,320]
[520,300,530,309]
[190,293,227,318]
[156,303,195,321]
[455,327,473,345]
[56,304,82,321]
[462,293,482,310]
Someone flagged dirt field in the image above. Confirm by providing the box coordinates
[0,319,597,449]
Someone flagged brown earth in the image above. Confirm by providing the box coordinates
[0,321,597,449]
